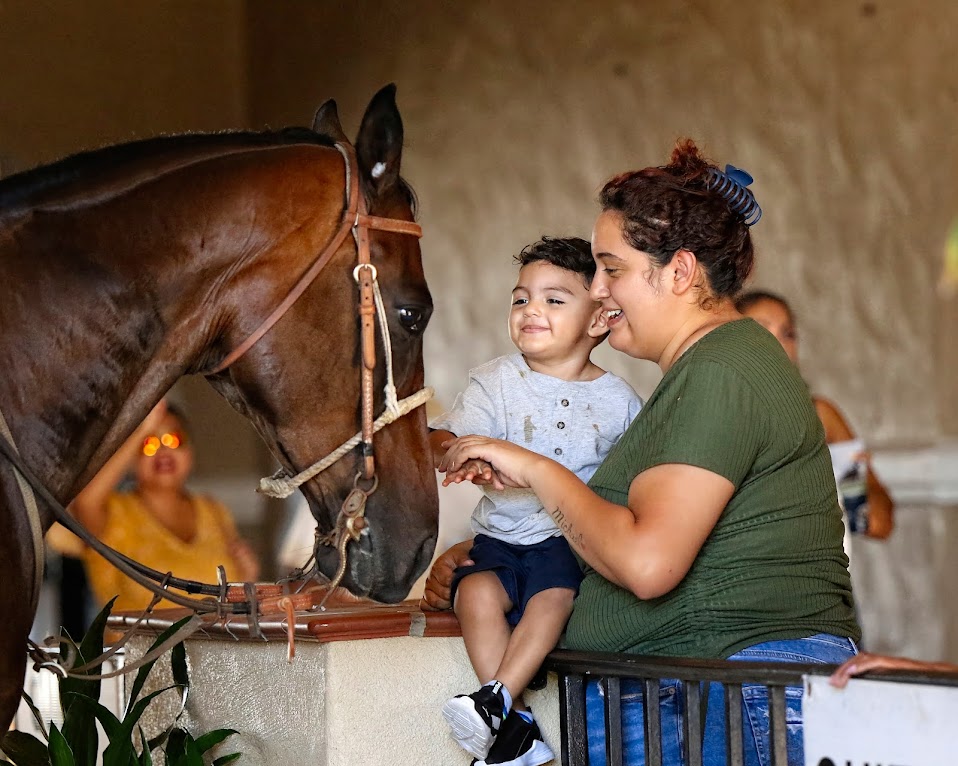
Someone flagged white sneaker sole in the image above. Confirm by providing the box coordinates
[442,696,497,759]
[476,738,555,766]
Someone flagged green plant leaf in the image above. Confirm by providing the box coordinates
[0,729,50,765]
[180,735,204,766]
[163,730,187,764]
[59,598,118,766]
[60,692,107,766]
[169,642,188,692]
[103,685,179,766]
[98,735,134,766]
[193,729,237,755]
[48,724,75,766]
[63,694,122,743]
[125,616,193,717]
[144,729,169,753]
[136,727,152,766]
[59,598,115,721]
[19,690,49,742]
[211,753,242,766]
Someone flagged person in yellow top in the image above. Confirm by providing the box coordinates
[72,400,260,612]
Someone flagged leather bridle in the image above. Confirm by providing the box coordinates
[211,140,425,481]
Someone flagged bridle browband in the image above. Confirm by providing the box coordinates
[0,138,432,646]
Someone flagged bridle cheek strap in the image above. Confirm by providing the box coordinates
[210,143,423,377]
[213,139,430,494]
[211,142,424,478]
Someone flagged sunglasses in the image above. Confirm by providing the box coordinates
[141,432,186,457]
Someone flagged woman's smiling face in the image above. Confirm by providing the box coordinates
[590,210,670,362]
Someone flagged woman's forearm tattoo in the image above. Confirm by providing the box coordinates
[551,507,583,546]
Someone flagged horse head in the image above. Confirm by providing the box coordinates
[206,85,439,601]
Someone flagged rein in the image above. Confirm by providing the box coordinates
[0,137,432,676]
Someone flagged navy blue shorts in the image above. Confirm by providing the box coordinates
[450,534,584,627]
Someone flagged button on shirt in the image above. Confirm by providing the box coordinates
[431,354,643,545]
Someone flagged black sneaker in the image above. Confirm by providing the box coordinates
[442,682,507,759]
[475,710,554,766]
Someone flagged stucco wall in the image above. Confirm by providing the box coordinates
[0,0,246,168]
[246,0,958,446]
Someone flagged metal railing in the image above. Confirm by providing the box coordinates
[543,649,958,766]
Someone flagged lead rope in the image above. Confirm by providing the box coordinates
[0,408,45,616]
[257,272,432,499]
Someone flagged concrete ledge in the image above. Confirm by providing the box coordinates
[113,604,559,766]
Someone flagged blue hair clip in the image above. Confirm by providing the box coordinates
[705,164,762,226]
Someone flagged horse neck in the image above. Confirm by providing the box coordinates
[0,142,346,509]
[0,178,245,507]
[0,231,190,509]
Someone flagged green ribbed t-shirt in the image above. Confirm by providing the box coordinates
[564,319,860,659]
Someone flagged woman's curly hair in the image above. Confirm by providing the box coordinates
[599,139,755,299]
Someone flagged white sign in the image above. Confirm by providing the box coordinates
[803,675,958,766]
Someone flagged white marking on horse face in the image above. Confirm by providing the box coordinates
[372,161,387,179]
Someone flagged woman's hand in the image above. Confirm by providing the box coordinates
[138,399,168,439]
[829,652,958,688]
[438,436,545,490]
[420,539,474,611]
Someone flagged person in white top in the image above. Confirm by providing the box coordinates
[430,236,642,766]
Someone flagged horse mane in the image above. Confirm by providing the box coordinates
[0,125,417,217]
[0,127,336,209]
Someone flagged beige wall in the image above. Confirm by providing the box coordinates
[0,0,247,168]
[244,0,958,446]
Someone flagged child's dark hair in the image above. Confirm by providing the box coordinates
[514,236,595,285]
[734,289,794,322]
[599,139,755,300]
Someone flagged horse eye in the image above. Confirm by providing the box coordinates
[397,306,429,335]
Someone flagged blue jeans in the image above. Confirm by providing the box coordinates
[585,633,857,766]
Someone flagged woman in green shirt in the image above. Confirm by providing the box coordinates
[426,139,858,766]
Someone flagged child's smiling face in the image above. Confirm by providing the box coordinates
[509,261,603,366]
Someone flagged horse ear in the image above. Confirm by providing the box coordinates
[355,83,403,196]
[312,99,348,143]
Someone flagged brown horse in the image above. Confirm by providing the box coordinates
[0,85,439,729]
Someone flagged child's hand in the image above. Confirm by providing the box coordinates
[439,435,541,490]
[442,458,499,488]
